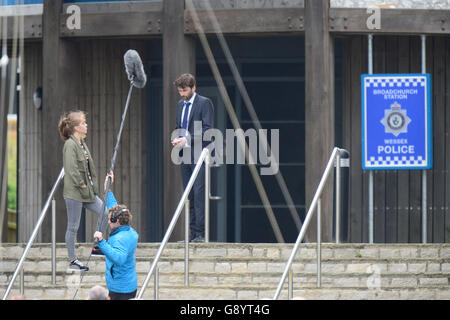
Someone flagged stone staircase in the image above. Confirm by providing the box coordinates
[1,242,450,300]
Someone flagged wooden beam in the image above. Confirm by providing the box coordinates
[305,0,335,242]
[329,8,450,35]
[62,1,162,14]
[6,15,42,39]
[61,11,163,38]
[6,7,450,39]
[184,8,304,35]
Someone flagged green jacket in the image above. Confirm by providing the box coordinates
[62,136,99,202]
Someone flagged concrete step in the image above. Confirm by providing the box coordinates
[1,243,450,300]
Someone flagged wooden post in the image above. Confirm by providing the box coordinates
[162,1,195,241]
[304,0,335,242]
[42,0,80,242]
[0,33,8,242]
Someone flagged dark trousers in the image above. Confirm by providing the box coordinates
[180,161,205,239]
[108,289,137,300]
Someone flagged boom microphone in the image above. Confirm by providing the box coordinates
[73,49,148,300]
[124,49,147,88]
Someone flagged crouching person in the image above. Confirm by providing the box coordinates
[94,196,139,300]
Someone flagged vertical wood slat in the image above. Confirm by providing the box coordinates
[114,41,124,209]
[129,40,144,235]
[19,43,42,242]
[445,37,450,242]
[98,39,107,236]
[95,39,106,236]
[120,41,128,204]
[24,45,31,240]
[396,36,411,243]
[103,39,113,222]
[81,40,92,238]
[111,41,122,208]
[32,43,40,242]
[25,44,32,240]
[372,36,386,243]
[341,37,352,240]
[426,37,434,243]
[18,45,28,241]
[360,37,369,243]
[432,37,446,243]
[346,36,363,243]
[86,39,99,237]
[33,44,41,241]
[408,36,422,243]
[118,40,129,231]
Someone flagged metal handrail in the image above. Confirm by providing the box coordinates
[273,147,348,300]
[137,148,210,300]
[2,167,65,300]
[204,154,221,242]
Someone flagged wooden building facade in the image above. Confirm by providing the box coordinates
[1,0,449,244]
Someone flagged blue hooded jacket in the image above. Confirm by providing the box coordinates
[98,192,139,293]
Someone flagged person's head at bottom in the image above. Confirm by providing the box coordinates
[88,285,110,300]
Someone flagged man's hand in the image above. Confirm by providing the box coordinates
[171,137,187,147]
[94,231,103,242]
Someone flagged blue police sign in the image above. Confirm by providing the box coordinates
[362,74,432,170]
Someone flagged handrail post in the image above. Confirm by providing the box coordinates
[137,149,209,299]
[154,267,159,300]
[273,148,339,300]
[288,267,293,300]
[335,150,341,244]
[205,151,211,243]
[2,167,65,300]
[20,267,24,296]
[185,200,190,287]
[51,198,56,285]
[317,198,322,288]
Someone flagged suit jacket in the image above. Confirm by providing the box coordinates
[175,93,214,151]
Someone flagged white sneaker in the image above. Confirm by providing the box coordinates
[68,259,89,272]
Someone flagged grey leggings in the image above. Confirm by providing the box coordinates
[64,196,108,261]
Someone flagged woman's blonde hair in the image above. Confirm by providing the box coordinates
[58,111,86,141]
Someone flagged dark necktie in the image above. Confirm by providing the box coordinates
[181,102,191,132]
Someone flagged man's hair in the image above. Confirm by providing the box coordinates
[88,285,109,300]
[173,73,196,89]
[109,204,132,225]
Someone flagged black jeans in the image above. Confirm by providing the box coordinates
[108,289,137,300]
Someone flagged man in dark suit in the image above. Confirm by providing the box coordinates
[171,73,214,242]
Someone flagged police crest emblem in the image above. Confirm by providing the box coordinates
[380,101,411,137]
